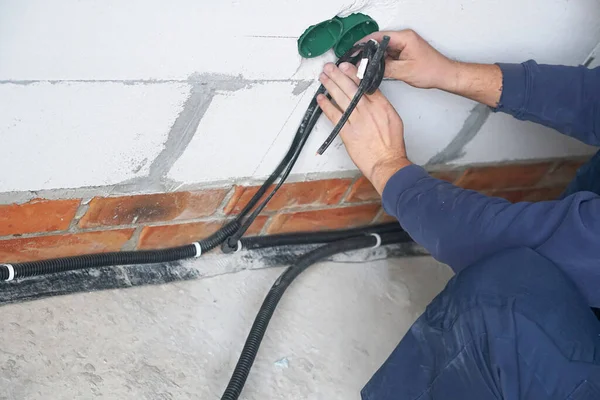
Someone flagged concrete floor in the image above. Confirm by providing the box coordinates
[0,256,453,400]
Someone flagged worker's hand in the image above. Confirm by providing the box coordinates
[317,62,412,194]
[360,30,457,90]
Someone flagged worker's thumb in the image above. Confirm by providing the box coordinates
[384,59,408,81]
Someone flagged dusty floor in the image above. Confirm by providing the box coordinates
[0,256,452,400]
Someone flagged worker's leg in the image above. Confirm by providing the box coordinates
[560,149,600,198]
[361,248,600,400]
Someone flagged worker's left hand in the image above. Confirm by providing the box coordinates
[318,62,412,194]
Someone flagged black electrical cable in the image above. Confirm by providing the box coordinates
[220,231,407,400]
[317,37,388,155]
[222,37,390,250]
[0,37,392,282]
[235,89,324,218]
[222,100,323,250]
[240,222,408,251]
[0,33,407,400]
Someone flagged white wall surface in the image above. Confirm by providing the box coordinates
[1,0,599,193]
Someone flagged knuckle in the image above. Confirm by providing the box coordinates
[404,29,418,40]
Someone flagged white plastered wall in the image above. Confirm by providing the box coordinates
[1,0,599,195]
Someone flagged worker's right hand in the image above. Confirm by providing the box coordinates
[317,62,412,195]
[360,30,458,91]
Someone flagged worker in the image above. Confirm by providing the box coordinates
[317,30,600,399]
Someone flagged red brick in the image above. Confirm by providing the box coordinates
[539,159,586,187]
[344,171,462,205]
[0,229,134,263]
[137,216,269,250]
[345,177,379,203]
[79,189,229,228]
[374,210,397,223]
[455,163,551,191]
[429,170,462,183]
[224,179,352,214]
[489,187,565,203]
[224,186,260,215]
[0,199,80,236]
[266,204,380,234]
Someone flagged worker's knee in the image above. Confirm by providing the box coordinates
[424,247,587,331]
[451,247,577,299]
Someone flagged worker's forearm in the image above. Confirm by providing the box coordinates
[382,165,600,278]
[438,62,503,108]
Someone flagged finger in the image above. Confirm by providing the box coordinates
[320,71,351,111]
[340,61,388,103]
[338,62,360,86]
[358,29,416,52]
[316,94,343,125]
[323,63,369,109]
[383,59,409,79]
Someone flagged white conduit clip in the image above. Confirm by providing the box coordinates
[193,242,202,258]
[369,233,382,249]
[2,264,14,282]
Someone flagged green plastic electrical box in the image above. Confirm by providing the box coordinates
[297,13,379,59]
[333,13,379,57]
[297,19,343,58]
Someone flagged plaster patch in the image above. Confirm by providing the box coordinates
[427,104,490,165]
[456,113,597,164]
[168,81,307,183]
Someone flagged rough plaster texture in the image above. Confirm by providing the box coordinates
[0,256,453,399]
[1,0,600,196]
[458,112,598,164]
[0,82,190,192]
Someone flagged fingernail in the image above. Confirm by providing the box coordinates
[340,62,351,72]
[324,63,335,73]
[319,72,328,82]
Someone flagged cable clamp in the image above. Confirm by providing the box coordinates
[2,264,14,282]
[193,242,202,258]
[236,240,243,253]
[369,233,382,249]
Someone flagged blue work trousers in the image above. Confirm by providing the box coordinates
[362,152,600,400]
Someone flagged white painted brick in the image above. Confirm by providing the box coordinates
[383,0,600,66]
[170,77,596,185]
[457,113,597,165]
[0,82,190,192]
[0,0,343,81]
[252,81,476,177]
[168,81,306,183]
[2,0,599,81]
[1,0,599,194]
[171,79,478,184]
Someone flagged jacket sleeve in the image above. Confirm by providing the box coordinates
[383,165,600,277]
[496,61,600,145]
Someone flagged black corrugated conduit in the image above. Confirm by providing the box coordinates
[238,222,408,250]
[220,231,406,400]
[0,37,392,282]
[0,36,398,400]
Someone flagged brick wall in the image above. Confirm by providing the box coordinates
[0,157,586,263]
